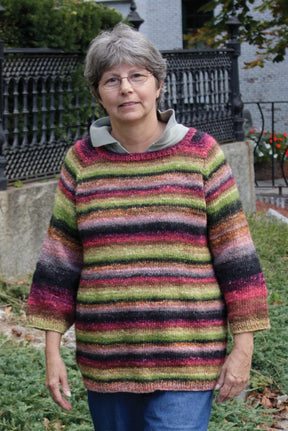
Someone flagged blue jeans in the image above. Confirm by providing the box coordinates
[87,390,213,431]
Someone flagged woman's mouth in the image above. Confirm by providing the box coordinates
[119,102,138,107]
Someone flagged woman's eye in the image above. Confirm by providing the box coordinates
[106,77,119,84]
[131,73,143,79]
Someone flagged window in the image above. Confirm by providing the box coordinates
[182,0,213,48]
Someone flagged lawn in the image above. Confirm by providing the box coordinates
[0,213,287,430]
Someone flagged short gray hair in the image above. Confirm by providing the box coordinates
[84,23,166,106]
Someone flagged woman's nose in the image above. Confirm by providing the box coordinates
[119,77,134,93]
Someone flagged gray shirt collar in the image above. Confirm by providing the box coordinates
[89,109,189,153]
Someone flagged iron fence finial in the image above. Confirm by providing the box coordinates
[127,1,144,31]
[0,4,7,190]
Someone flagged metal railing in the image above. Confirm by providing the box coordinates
[244,101,288,190]
[1,49,99,185]
[0,11,244,189]
[162,49,234,144]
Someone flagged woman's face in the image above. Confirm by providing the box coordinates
[97,63,162,128]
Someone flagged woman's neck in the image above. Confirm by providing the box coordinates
[110,118,166,153]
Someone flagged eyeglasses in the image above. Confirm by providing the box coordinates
[99,71,152,90]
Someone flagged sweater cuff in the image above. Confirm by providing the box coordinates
[229,318,271,335]
[26,315,71,334]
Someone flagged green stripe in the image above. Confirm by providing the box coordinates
[203,151,226,179]
[78,159,204,180]
[53,190,78,231]
[84,245,211,265]
[77,286,222,304]
[77,195,206,212]
[76,328,227,345]
[207,188,239,214]
[81,371,218,384]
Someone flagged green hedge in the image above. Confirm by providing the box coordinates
[0,0,123,51]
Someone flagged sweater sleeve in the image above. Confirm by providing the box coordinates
[203,135,270,334]
[26,146,83,333]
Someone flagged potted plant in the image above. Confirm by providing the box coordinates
[246,129,288,180]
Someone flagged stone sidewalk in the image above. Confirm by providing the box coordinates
[256,178,288,201]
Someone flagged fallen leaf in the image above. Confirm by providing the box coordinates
[5,306,12,314]
[261,395,273,409]
[12,327,22,337]
[43,418,50,430]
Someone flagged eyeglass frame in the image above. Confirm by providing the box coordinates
[98,71,153,91]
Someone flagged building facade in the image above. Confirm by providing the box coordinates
[97,0,288,132]
[97,0,183,50]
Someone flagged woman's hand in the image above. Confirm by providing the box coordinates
[45,331,72,411]
[215,332,254,403]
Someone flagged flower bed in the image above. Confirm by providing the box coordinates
[247,129,288,180]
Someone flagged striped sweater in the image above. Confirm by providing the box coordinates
[27,128,270,393]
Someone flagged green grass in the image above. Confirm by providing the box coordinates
[0,338,93,430]
[249,214,288,393]
[0,213,287,430]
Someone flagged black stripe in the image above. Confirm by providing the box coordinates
[85,257,211,268]
[76,349,226,363]
[76,308,226,323]
[81,221,207,238]
[50,215,80,241]
[215,255,262,285]
[77,296,222,306]
[81,270,214,281]
[207,199,242,225]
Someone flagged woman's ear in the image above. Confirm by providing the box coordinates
[94,90,102,104]
[94,91,108,115]
[156,80,163,100]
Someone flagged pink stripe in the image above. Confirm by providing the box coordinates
[206,177,235,202]
[76,319,223,331]
[79,213,206,228]
[78,174,203,194]
[58,181,75,202]
[77,185,203,201]
[80,276,217,287]
[225,286,268,303]
[77,357,224,368]
[83,232,207,247]
[228,304,269,319]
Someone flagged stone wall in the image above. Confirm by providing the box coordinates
[0,180,57,278]
[222,140,256,214]
[0,141,255,278]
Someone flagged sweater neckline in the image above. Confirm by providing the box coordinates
[94,128,196,162]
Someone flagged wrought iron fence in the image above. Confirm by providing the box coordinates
[1,49,100,184]
[162,49,234,144]
[0,47,238,186]
[0,11,244,188]
[244,101,288,189]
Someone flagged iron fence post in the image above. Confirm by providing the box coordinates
[226,7,244,141]
[127,1,144,31]
[0,4,7,190]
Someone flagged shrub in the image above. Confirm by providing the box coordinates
[0,0,123,51]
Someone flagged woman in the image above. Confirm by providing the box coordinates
[27,23,270,431]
